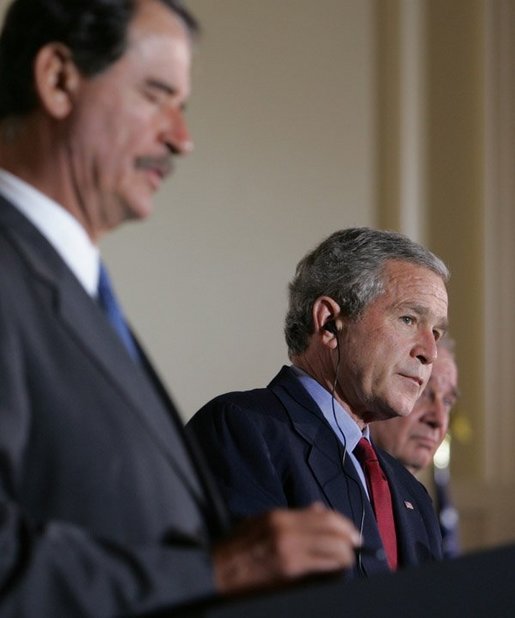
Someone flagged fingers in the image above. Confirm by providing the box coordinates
[212,504,361,595]
[263,505,361,574]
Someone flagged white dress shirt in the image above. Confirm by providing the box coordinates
[0,169,99,296]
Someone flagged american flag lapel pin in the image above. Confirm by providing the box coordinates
[404,500,414,510]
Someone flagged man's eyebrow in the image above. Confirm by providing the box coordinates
[146,78,183,96]
[144,78,188,111]
[436,319,449,333]
[400,303,448,331]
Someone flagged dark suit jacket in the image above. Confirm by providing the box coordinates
[187,365,443,578]
[0,196,228,616]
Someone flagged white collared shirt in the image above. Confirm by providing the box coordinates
[0,169,100,296]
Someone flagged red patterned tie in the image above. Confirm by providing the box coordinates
[354,437,398,570]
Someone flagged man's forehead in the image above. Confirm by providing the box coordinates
[391,260,446,289]
[128,0,192,45]
[382,259,446,284]
[122,1,192,94]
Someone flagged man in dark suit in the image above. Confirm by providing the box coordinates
[0,1,361,615]
[188,227,449,577]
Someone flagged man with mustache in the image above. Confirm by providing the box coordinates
[371,337,461,558]
[0,1,361,615]
[189,227,448,576]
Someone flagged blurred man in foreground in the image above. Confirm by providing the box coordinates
[0,1,361,615]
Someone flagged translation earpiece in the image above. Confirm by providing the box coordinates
[323,319,338,335]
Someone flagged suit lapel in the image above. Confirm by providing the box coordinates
[269,367,390,575]
[0,200,204,502]
[306,436,388,577]
[58,281,195,467]
[269,367,367,523]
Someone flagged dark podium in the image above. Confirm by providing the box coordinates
[142,543,515,617]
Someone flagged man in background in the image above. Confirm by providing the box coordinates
[371,337,461,558]
[0,1,361,615]
[188,227,448,578]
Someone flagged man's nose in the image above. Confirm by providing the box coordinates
[161,108,194,156]
[421,393,449,431]
[413,330,438,365]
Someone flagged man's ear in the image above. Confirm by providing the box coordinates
[34,43,80,119]
[312,296,342,349]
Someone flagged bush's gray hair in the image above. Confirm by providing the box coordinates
[284,227,449,357]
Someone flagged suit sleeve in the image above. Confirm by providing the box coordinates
[187,396,290,520]
[0,507,216,616]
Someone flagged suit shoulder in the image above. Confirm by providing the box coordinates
[188,386,284,431]
[199,384,283,412]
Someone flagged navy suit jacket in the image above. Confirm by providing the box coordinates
[188,365,443,578]
[0,196,228,616]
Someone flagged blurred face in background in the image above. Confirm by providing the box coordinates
[370,346,458,474]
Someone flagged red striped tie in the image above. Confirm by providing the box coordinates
[354,437,398,570]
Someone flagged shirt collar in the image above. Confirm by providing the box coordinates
[0,169,100,296]
[290,364,370,452]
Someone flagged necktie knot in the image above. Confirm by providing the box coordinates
[354,437,379,464]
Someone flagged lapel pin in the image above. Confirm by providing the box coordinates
[404,500,414,510]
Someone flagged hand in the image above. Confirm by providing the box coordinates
[212,502,361,594]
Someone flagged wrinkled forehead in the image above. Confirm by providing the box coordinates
[380,260,448,317]
[381,259,447,288]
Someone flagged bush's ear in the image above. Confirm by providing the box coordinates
[34,43,80,118]
[312,296,342,349]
